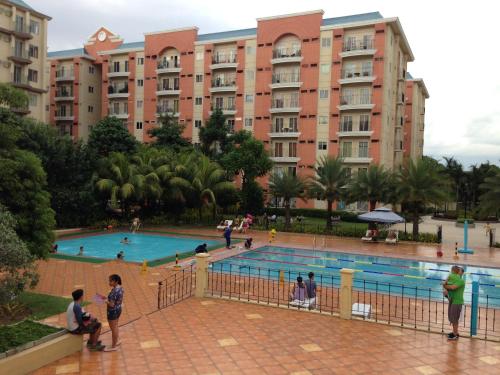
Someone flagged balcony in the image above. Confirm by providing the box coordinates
[339,69,375,84]
[9,47,31,64]
[108,84,129,98]
[271,48,302,64]
[54,110,74,121]
[209,104,236,116]
[156,60,181,75]
[55,69,75,81]
[156,103,179,117]
[13,22,32,39]
[107,66,130,78]
[270,98,301,113]
[339,37,376,58]
[210,53,237,69]
[156,83,180,96]
[268,125,300,138]
[108,107,129,120]
[270,156,301,163]
[270,72,302,89]
[337,129,373,137]
[10,106,30,115]
[210,76,237,93]
[55,89,74,101]
[338,94,374,111]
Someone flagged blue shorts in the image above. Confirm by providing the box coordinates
[107,308,122,321]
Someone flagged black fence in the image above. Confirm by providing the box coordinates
[157,265,195,309]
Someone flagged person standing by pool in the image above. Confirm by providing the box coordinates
[305,272,317,309]
[99,274,124,351]
[223,225,232,249]
[443,266,465,340]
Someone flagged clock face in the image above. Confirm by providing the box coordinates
[97,31,106,42]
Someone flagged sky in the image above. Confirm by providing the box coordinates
[33,0,500,168]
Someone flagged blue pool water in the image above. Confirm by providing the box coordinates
[213,246,500,306]
[56,232,221,262]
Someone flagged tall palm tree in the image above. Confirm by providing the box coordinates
[442,156,464,209]
[131,148,165,207]
[398,158,448,236]
[308,156,348,230]
[269,171,307,229]
[479,168,500,217]
[349,164,392,212]
[94,152,142,216]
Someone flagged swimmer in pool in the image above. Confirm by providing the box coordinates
[120,237,130,245]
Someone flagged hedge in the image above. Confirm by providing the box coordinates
[262,208,362,223]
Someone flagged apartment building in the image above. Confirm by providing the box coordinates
[404,72,428,160]
[47,10,428,209]
[0,0,50,121]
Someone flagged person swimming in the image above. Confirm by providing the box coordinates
[77,246,84,256]
[116,251,125,260]
[120,237,130,244]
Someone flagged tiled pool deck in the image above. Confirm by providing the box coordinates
[30,227,500,374]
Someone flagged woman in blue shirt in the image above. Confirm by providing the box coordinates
[100,274,124,352]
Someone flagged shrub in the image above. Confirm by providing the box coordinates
[263,208,362,222]
[456,218,475,224]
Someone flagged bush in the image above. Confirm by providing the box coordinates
[0,320,61,353]
[456,218,475,224]
[263,207,362,222]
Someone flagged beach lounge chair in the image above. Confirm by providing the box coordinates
[361,230,374,242]
[217,220,232,231]
[385,230,399,244]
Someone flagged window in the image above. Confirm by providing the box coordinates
[321,37,331,48]
[246,45,255,54]
[195,97,202,105]
[196,51,204,60]
[319,89,329,99]
[28,69,38,82]
[245,94,253,103]
[137,79,144,87]
[359,114,370,131]
[137,57,144,65]
[244,118,253,127]
[137,100,143,108]
[340,115,352,132]
[88,66,95,74]
[113,61,120,72]
[358,167,368,175]
[288,166,297,176]
[88,86,94,93]
[320,64,330,74]
[318,116,328,125]
[289,142,297,157]
[195,74,203,83]
[136,122,143,130]
[358,141,368,157]
[245,70,254,80]
[227,119,235,133]
[28,45,38,58]
[29,20,39,35]
[289,117,298,131]
[318,141,327,150]
[274,142,283,157]
[195,120,202,128]
[124,61,129,72]
[88,105,93,113]
[341,142,352,157]
[29,94,37,106]
[344,168,352,178]
[274,117,284,132]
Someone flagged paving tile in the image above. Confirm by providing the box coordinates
[201,300,216,306]
[478,356,500,365]
[385,329,403,336]
[148,282,158,286]
[299,344,322,352]
[74,284,85,288]
[290,371,312,375]
[140,339,160,349]
[414,365,440,375]
[55,363,79,374]
[493,346,500,351]
[218,337,238,347]
[245,313,263,320]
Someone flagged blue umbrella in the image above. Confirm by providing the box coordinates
[357,207,404,224]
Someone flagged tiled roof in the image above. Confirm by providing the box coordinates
[8,0,33,10]
[47,48,89,59]
[406,72,414,79]
[197,27,257,42]
[322,12,383,26]
[118,41,144,50]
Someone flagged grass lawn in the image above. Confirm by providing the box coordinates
[18,292,88,321]
[0,320,62,353]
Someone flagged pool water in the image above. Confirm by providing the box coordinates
[213,246,500,306]
[56,232,220,262]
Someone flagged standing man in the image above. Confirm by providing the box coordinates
[305,272,317,309]
[223,224,232,249]
[443,266,465,340]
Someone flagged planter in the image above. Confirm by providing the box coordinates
[0,331,82,374]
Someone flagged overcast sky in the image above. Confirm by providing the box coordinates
[34,0,499,168]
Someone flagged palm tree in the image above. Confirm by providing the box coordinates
[131,148,165,207]
[308,156,348,230]
[398,158,449,236]
[94,152,142,216]
[479,168,500,217]
[349,164,392,212]
[269,171,307,229]
[442,156,464,209]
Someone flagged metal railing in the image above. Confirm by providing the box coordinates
[55,89,73,97]
[157,60,180,69]
[339,121,370,132]
[157,103,179,114]
[212,53,237,64]
[55,109,73,117]
[11,47,30,59]
[211,103,236,111]
[108,83,129,94]
[211,76,236,87]
[272,72,300,84]
[271,97,299,108]
[156,82,179,91]
[108,66,129,73]
[11,73,29,86]
[341,69,373,79]
[55,69,74,79]
[108,106,128,116]
[272,48,301,59]
[340,93,372,106]
[14,21,28,34]
[270,124,299,133]
[342,37,374,52]
[157,265,195,309]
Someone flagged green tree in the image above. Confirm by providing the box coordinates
[198,108,230,158]
[239,180,264,215]
[148,114,191,151]
[478,168,500,216]
[308,156,348,230]
[398,158,448,236]
[0,204,38,306]
[269,171,307,229]
[349,164,392,212]
[442,156,464,209]
[88,117,138,157]
[0,83,29,110]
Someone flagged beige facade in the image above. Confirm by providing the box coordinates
[0,0,50,122]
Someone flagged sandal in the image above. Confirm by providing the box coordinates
[104,346,119,352]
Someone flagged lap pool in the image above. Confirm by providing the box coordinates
[213,246,500,306]
[56,232,221,262]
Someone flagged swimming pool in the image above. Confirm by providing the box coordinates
[213,246,500,306]
[56,232,221,262]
